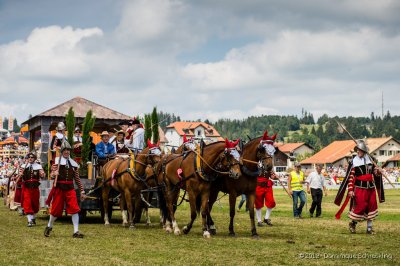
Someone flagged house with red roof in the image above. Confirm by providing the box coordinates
[301,137,400,168]
[165,121,223,148]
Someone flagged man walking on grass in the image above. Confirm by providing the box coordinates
[306,164,327,218]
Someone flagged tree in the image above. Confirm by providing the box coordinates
[144,114,152,147]
[65,107,75,156]
[13,118,20,132]
[3,118,9,130]
[81,110,96,175]
[317,114,329,125]
[151,107,159,143]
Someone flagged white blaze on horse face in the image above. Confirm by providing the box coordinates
[184,142,196,151]
[150,147,162,156]
[228,148,240,161]
[262,143,276,157]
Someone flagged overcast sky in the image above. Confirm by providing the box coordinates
[1,0,399,123]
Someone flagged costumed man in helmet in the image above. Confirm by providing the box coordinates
[44,141,85,238]
[127,118,144,153]
[255,132,279,226]
[50,122,67,164]
[334,140,384,234]
[17,152,45,227]
[73,126,83,164]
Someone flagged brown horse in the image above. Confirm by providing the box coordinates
[158,139,242,238]
[206,130,277,238]
[100,141,162,229]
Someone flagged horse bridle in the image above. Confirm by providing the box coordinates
[214,148,241,178]
[256,142,274,177]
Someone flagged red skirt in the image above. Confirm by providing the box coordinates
[348,187,378,221]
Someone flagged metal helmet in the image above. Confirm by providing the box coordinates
[60,141,72,153]
[354,139,369,153]
[56,122,66,131]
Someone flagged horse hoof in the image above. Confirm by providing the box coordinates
[229,232,236,237]
[146,223,151,227]
[252,234,260,240]
[183,226,189,235]
[122,223,129,228]
[104,223,110,226]
[129,225,136,230]
[209,226,217,235]
[174,229,181,236]
[203,231,211,239]
[165,227,173,234]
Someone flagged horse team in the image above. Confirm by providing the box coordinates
[98,130,277,238]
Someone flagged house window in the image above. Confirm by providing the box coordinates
[379,150,385,156]
[388,151,393,156]
[197,130,201,136]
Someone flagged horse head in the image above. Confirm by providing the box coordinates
[217,138,242,179]
[182,134,196,152]
[146,139,163,166]
[256,130,277,174]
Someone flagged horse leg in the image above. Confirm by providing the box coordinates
[124,189,135,230]
[247,192,259,239]
[182,190,197,235]
[164,187,180,235]
[145,205,151,226]
[207,188,218,235]
[119,193,128,227]
[102,186,111,226]
[200,191,211,239]
[228,192,237,236]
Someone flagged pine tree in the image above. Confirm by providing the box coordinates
[81,110,96,174]
[144,114,152,146]
[65,107,75,156]
[151,107,159,143]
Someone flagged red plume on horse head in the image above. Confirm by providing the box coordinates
[183,134,193,143]
[262,130,277,143]
[225,138,240,149]
[147,139,160,149]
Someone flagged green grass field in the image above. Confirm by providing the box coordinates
[1,189,399,265]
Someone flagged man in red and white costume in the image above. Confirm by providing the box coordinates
[334,140,385,234]
[18,152,45,227]
[255,132,278,226]
[44,141,85,238]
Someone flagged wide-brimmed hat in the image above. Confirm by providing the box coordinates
[100,131,110,137]
[74,126,81,133]
[116,130,127,136]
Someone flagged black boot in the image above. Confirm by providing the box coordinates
[349,221,357,234]
[44,226,52,237]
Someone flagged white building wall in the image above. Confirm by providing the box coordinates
[293,145,314,157]
[165,128,181,148]
[371,139,400,163]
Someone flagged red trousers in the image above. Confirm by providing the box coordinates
[22,187,40,214]
[14,186,23,205]
[50,188,80,217]
[348,187,378,221]
[255,184,276,209]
